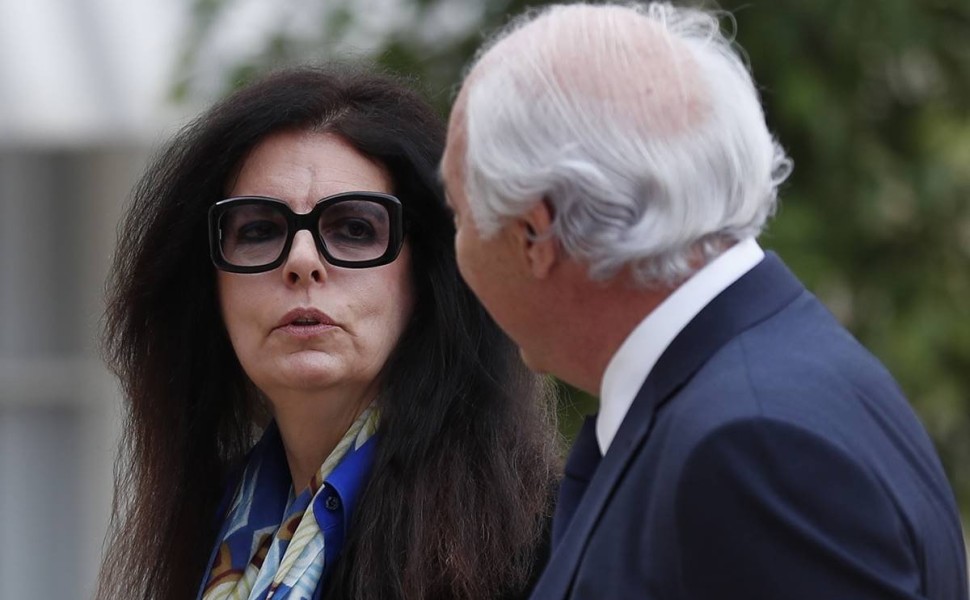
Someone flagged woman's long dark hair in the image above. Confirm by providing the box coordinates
[98,65,560,600]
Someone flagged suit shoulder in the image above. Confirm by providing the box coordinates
[664,294,922,449]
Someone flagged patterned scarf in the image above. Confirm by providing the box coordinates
[199,406,379,600]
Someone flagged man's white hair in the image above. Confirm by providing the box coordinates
[459,1,793,285]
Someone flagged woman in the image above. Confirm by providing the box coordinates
[98,65,559,600]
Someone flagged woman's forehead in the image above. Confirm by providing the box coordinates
[230,130,392,212]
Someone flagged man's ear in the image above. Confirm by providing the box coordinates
[516,199,559,279]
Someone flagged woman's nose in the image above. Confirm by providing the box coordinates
[283,230,327,285]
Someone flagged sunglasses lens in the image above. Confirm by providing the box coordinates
[318,200,392,263]
[218,203,288,268]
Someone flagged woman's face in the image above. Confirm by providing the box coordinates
[217,130,415,405]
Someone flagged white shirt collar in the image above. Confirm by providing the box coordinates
[596,238,765,455]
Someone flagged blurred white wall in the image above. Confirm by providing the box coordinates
[0,0,185,145]
[0,0,189,597]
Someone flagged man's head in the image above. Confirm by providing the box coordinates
[442,2,791,386]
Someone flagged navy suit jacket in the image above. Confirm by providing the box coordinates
[532,254,968,599]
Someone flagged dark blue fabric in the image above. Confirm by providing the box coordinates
[533,253,969,600]
[553,416,601,547]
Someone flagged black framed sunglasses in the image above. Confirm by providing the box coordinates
[208,192,404,273]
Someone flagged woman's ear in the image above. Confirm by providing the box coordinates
[517,199,559,279]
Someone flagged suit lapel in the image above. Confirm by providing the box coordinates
[530,253,805,598]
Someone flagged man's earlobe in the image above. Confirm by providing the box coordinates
[520,199,558,279]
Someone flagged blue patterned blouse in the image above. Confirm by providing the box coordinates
[197,421,377,600]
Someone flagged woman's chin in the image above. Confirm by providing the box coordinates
[253,353,352,393]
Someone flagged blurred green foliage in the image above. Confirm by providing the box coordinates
[180,0,970,513]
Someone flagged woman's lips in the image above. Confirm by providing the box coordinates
[275,308,337,337]
[276,322,336,338]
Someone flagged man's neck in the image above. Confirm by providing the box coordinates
[551,274,673,396]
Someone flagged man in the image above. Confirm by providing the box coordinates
[441,2,968,599]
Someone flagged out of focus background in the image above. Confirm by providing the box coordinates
[0,0,967,597]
